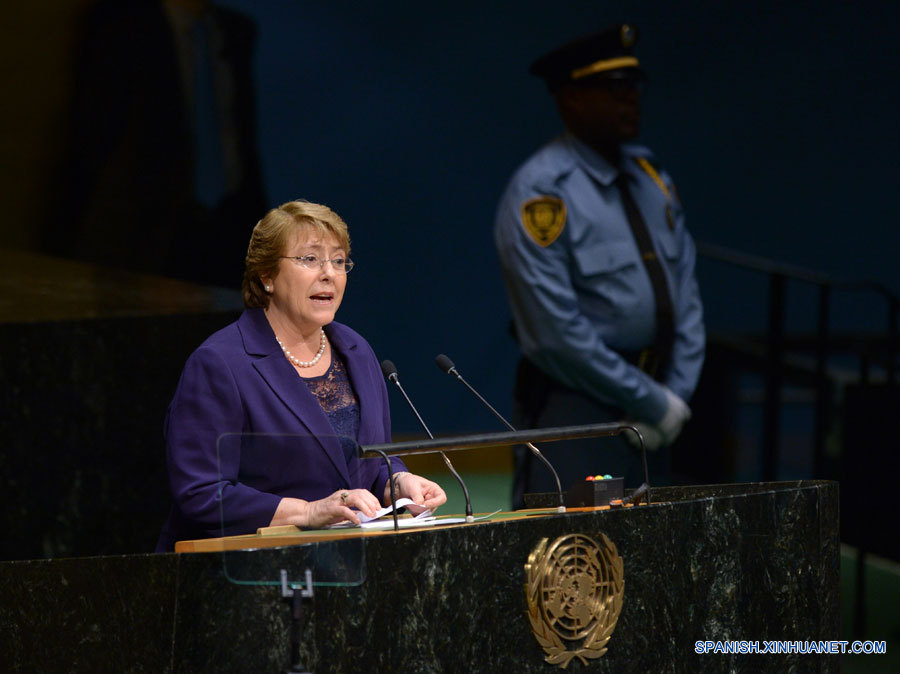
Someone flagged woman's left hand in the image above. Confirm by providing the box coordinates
[385,472,447,515]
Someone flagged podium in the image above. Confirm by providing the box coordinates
[0,480,838,672]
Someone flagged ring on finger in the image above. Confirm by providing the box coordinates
[340,491,349,504]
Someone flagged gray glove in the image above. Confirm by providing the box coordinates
[624,421,665,451]
[656,386,691,445]
[624,387,691,451]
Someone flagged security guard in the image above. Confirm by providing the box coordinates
[494,25,705,506]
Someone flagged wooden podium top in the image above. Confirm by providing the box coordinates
[174,506,625,553]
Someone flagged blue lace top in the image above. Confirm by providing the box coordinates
[301,351,361,471]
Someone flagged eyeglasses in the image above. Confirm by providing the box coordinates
[280,255,355,274]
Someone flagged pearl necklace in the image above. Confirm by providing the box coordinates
[276,329,327,368]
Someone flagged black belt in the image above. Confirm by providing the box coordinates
[515,352,659,427]
[618,347,663,379]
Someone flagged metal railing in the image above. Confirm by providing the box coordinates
[697,242,899,481]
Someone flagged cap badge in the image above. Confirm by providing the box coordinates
[521,196,567,247]
[620,25,636,48]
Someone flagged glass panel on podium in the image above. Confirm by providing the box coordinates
[214,431,399,589]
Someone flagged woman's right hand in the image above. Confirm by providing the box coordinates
[270,489,382,529]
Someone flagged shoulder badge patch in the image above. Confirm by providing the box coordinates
[521,196,567,247]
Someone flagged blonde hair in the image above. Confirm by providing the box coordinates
[242,200,351,308]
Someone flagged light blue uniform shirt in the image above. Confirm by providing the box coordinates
[494,133,705,423]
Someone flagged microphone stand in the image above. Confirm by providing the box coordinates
[368,447,399,531]
[382,362,474,523]
[436,354,565,512]
[618,424,652,506]
[364,422,653,508]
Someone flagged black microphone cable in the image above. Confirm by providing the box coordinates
[381,360,474,522]
[435,354,566,513]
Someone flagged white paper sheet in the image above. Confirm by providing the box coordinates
[326,505,502,530]
[326,498,433,529]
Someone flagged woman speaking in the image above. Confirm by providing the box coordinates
[157,200,445,551]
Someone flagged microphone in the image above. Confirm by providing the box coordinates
[382,360,399,383]
[435,354,565,513]
[380,360,474,522]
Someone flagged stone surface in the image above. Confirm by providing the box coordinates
[0,481,839,672]
[0,250,242,560]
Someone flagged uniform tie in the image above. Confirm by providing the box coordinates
[190,19,226,208]
[615,169,675,377]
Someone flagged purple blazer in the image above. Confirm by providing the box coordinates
[156,308,405,551]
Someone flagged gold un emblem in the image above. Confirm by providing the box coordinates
[525,533,624,668]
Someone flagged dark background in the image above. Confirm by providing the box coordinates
[240,0,899,435]
[2,0,898,434]
[0,5,897,659]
